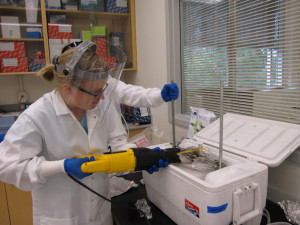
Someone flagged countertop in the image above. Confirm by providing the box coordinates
[111,172,291,225]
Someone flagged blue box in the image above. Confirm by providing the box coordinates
[106,0,128,13]
[80,0,104,11]
[28,63,44,72]
[0,116,16,139]
[110,32,125,62]
[26,32,42,38]
[0,133,5,143]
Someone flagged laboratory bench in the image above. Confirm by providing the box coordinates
[111,172,291,225]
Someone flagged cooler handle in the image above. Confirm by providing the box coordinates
[232,182,261,225]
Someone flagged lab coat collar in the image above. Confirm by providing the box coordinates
[51,90,100,117]
[51,90,71,116]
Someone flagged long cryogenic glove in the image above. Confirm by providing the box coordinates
[161,83,179,102]
[147,147,169,174]
[64,156,95,179]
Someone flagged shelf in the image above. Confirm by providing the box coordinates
[46,9,130,20]
[0,6,40,11]
[0,72,38,76]
[0,38,43,42]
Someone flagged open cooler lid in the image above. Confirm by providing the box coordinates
[193,113,300,167]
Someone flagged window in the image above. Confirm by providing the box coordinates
[167,0,300,125]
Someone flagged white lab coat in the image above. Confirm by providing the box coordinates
[108,78,165,115]
[0,90,134,225]
[114,79,165,108]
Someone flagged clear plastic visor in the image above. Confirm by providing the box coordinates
[57,40,126,126]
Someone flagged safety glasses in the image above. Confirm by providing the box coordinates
[75,83,109,98]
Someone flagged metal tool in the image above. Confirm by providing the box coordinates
[219,80,224,169]
[80,147,205,174]
[171,80,176,148]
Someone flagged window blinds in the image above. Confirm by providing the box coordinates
[181,0,300,124]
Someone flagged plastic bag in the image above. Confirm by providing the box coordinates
[278,200,300,225]
[187,107,217,138]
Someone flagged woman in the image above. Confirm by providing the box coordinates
[0,41,136,225]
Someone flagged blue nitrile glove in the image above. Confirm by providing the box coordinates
[147,147,169,174]
[161,83,179,102]
[64,156,95,179]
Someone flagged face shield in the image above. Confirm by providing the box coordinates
[53,40,126,124]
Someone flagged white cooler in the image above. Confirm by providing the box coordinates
[143,113,300,225]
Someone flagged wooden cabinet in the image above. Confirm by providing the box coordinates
[0,181,32,225]
[0,182,10,225]
[5,184,32,225]
[0,1,136,224]
[0,0,136,76]
[0,2,49,76]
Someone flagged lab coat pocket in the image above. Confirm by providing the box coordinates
[40,216,78,225]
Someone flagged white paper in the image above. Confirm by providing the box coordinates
[47,0,61,7]
[140,107,149,117]
[3,58,18,67]
[0,43,15,51]
[112,37,121,47]
[116,0,127,8]
[58,24,72,33]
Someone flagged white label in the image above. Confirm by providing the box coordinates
[116,0,127,8]
[58,24,72,33]
[140,107,149,117]
[3,58,18,67]
[0,43,15,51]
[48,0,61,7]
[81,0,97,4]
[112,37,121,47]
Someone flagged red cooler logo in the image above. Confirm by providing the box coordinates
[185,199,200,218]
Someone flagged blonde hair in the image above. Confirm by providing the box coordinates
[37,47,110,90]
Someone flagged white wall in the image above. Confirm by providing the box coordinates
[124,0,187,142]
[0,75,54,105]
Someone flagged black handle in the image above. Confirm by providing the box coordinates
[132,148,181,171]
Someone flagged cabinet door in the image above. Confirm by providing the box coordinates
[5,184,33,225]
[0,182,10,225]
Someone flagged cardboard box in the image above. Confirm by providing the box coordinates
[93,37,106,58]
[109,32,125,62]
[106,0,128,13]
[103,57,116,68]
[81,30,92,41]
[80,0,104,11]
[48,24,72,39]
[91,26,106,37]
[28,63,44,72]
[48,38,81,62]
[49,15,67,24]
[1,16,21,38]
[1,57,28,72]
[63,4,78,10]
[0,42,26,58]
[46,0,62,9]
[26,28,42,38]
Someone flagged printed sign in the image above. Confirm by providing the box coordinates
[185,199,200,218]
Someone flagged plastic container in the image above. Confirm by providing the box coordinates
[143,113,300,225]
